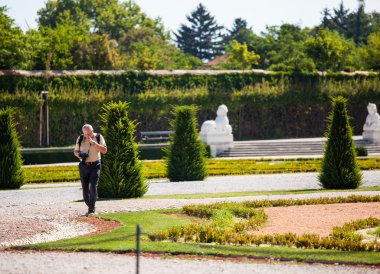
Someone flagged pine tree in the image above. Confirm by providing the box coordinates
[98,101,147,198]
[225,18,254,47]
[174,3,224,61]
[165,105,207,182]
[319,96,362,189]
[0,108,24,189]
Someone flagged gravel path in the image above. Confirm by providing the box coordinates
[1,251,378,274]
[1,171,380,273]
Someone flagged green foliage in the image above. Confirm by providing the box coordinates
[261,24,314,72]
[319,96,362,189]
[151,197,380,251]
[37,0,167,41]
[365,30,380,71]
[21,158,380,184]
[225,40,260,69]
[1,72,380,146]
[224,18,256,47]
[165,105,207,181]
[0,107,24,189]
[304,28,355,72]
[370,226,380,237]
[0,6,26,69]
[320,1,377,45]
[150,202,267,243]
[98,101,147,198]
[356,146,368,157]
[174,4,224,61]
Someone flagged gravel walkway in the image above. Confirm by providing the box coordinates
[1,251,379,274]
[1,171,379,273]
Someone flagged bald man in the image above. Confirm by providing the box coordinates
[74,124,107,216]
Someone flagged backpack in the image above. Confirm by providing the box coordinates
[77,133,105,164]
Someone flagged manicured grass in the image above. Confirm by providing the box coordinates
[370,226,380,237]
[23,158,380,184]
[23,207,380,265]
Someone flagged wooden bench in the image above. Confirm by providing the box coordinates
[140,131,173,143]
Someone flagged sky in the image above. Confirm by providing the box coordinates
[1,0,379,35]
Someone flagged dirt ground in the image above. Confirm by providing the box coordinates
[254,202,380,237]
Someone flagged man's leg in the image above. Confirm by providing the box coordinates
[79,163,91,208]
[88,163,101,213]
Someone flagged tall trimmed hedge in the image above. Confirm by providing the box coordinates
[0,71,379,147]
[319,96,362,189]
[0,108,25,189]
[98,101,147,198]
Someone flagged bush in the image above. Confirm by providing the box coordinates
[356,146,368,157]
[0,108,24,189]
[319,96,362,189]
[98,101,147,198]
[165,105,207,181]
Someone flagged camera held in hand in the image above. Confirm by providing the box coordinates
[79,152,89,163]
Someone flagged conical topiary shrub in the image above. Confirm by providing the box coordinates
[98,101,147,198]
[0,108,24,189]
[165,105,207,182]
[319,96,362,189]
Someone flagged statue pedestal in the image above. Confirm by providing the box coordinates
[200,132,233,157]
[363,130,380,144]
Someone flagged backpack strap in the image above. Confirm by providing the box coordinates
[77,134,84,150]
[96,133,105,164]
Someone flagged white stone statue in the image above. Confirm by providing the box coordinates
[200,105,232,134]
[363,103,380,144]
[200,104,233,157]
[363,103,380,131]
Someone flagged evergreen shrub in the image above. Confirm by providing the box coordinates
[0,108,24,189]
[319,96,362,189]
[165,105,207,181]
[98,101,147,198]
[355,146,368,157]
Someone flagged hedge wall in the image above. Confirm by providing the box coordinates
[0,71,379,147]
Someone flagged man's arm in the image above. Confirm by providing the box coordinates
[89,137,107,154]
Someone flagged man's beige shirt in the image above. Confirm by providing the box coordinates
[74,133,106,162]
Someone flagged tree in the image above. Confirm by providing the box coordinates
[319,0,376,45]
[260,24,314,72]
[119,27,201,70]
[174,4,224,61]
[166,105,207,182]
[0,6,26,69]
[225,40,260,69]
[98,101,147,198]
[347,0,372,45]
[319,96,362,189]
[73,33,122,69]
[304,28,354,72]
[224,18,255,47]
[365,30,380,70]
[37,0,167,41]
[0,108,24,189]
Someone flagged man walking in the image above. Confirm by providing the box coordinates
[74,124,107,216]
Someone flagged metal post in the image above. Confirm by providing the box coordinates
[136,224,141,274]
[45,92,49,146]
[39,91,49,147]
[39,93,43,147]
